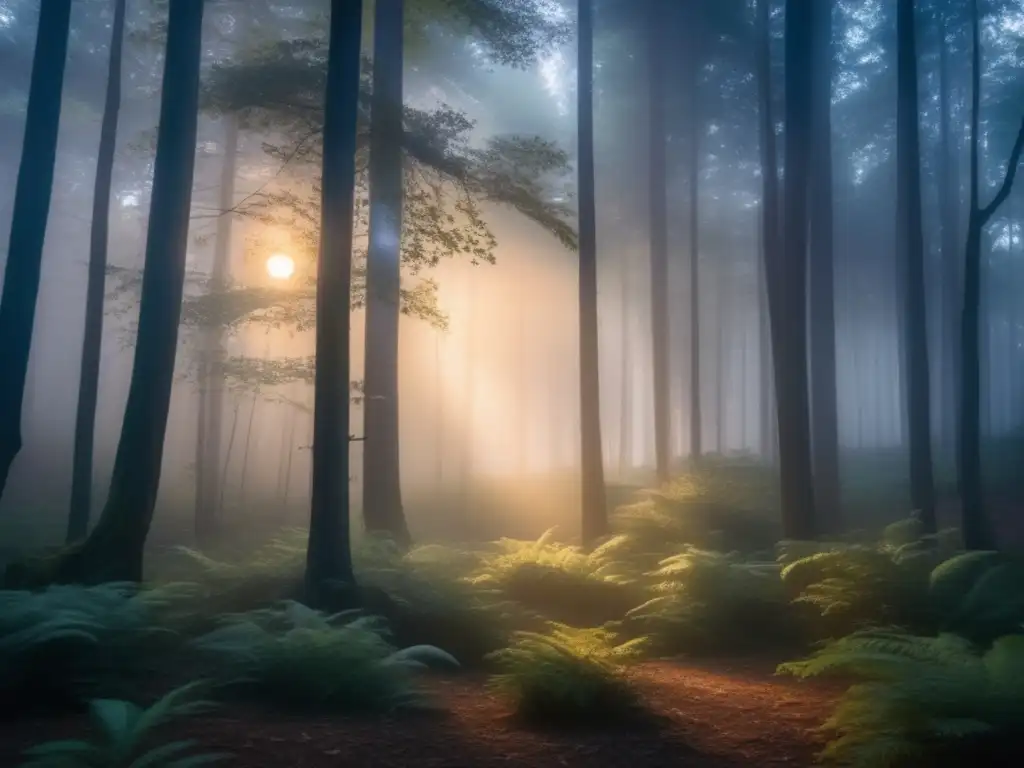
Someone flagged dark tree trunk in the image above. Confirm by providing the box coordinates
[195,113,238,545]
[937,9,961,465]
[362,0,411,546]
[755,0,779,467]
[647,0,670,484]
[959,0,1024,550]
[305,0,365,606]
[0,0,72,501]
[775,0,817,539]
[896,0,937,532]
[29,0,205,586]
[808,0,842,532]
[577,0,608,546]
[67,0,126,543]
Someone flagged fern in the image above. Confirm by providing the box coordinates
[628,547,792,653]
[779,630,1024,766]
[486,623,649,724]
[192,600,459,712]
[17,681,227,768]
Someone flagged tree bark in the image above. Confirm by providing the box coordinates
[67,0,126,542]
[687,42,702,465]
[577,0,608,546]
[896,0,937,532]
[362,0,411,546]
[808,0,842,532]
[775,0,817,539]
[0,0,72,501]
[305,0,365,606]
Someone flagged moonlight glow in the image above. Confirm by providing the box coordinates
[266,253,295,280]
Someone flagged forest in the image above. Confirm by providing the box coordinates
[0,0,1023,765]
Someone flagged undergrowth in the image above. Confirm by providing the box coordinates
[192,600,459,713]
[779,629,1024,766]
[487,623,649,725]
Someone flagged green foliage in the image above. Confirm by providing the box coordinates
[192,600,459,713]
[468,529,642,626]
[628,547,793,653]
[613,461,781,559]
[486,623,648,724]
[779,630,1024,766]
[0,583,175,711]
[17,682,226,768]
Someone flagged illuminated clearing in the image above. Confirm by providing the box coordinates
[266,253,296,280]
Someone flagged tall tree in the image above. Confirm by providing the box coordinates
[0,0,72,501]
[41,0,206,584]
[896,0,936,532]
[305,0,364,606]
[959,0,1024,550]
[362,0,411,545]
[686,25,703,465]
[67,0,127,542]
[775,0,816,539]
[755,0,778,464]
[647,0,670,484]
[577,0,608,546]
[808,0,841,531]
[194,113,238,545]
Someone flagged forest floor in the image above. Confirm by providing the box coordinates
[0,659,841,767]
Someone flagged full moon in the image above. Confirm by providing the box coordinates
[266,253,295,280]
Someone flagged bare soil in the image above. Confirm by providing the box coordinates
[0,660,840,767]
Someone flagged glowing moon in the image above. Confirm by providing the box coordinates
[266,253,295,280]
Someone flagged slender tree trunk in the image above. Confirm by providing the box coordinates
[35,0,205,586]
[937,10,961,465]
[67,0,126,542]
[809,0,842,532]
[305,0,364,606]
[647,0,670,484]
[577,0,608,546]
[756,206,773,460]
[618,262,633,476]
[237,390,259,507]
[362,0,410,545]
[774,0,817,539]
[220,399,240,512]
[897,0,937,532]
[687,43,702,465]
[195,113,238,544]
[959,0,1024,550]
[715,257,726,452]
[0,0,72,501]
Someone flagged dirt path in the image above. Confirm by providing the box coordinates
[0,661,838,767]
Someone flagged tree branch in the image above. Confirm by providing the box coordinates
[980,115,1024,224]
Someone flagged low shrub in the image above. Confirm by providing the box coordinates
[192,600,459,713]
[17,680,227,768]
[0,583,174,713]
[779,629,1024,766]
[486,623,649,725]
[628,546,794,654]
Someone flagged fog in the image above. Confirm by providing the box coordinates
[1,0,1022,553]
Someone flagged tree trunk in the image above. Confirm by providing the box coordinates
[687,42,702,465]
[937,9,961,464]
[0,0,72,501]
[755,0,779,468]
[305,0,365,606]
[897,0,937,532]
[959,0,1024,550]
[775,0,817,539]
[577,0,608,546]
[27,0,205,586]
[67,0,126,542]
[195,113,238,544]
[618,262,633,476]
[362,0,411,546]
[808,0,842,532]
[647,0,670,484]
